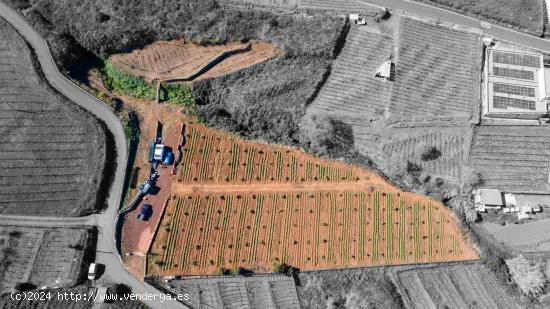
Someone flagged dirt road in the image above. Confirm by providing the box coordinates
[0,3,187,309]
[172,179,394,195]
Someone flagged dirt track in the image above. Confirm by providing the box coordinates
[172,179,391,195]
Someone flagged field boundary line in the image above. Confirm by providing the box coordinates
[146,196,171,274]
[21,229,45,283]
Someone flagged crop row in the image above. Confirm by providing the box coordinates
[177,124,360,183]
[152,191,473,275]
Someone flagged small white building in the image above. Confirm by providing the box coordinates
[349,13,366,25]
[374,59,392,81]
[474,189,504,212]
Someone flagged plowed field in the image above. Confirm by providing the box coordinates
[149,123,477,276]
[150,190,477,275]
[178,124,361,184]
[109,40,281,82]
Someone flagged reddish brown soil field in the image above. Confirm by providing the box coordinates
[177,124,363,184]
[149,190,477,276]
[109,40,281,82]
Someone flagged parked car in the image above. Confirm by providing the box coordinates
[137,204,153,221]
[88,263,97,280]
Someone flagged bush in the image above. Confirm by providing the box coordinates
[272,262,297,274]
[14,282,36,292]
[99,60,156,99]
[229,267,244,275]
[506,255,546,297]
[162,83,194,107]
[421,146,441,161]
[111,283,132,297]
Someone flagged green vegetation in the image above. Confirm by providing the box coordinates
[272,262,296,274]
[100,60,156,99]
[122,117,139,141]
[201,38,226,45]
[98,60,194,107]
[162,83,195,107]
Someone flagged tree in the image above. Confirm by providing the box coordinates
[506,255,546,297]
[111,283,132,297]
[421,146,441,161]
[272,262,297,274]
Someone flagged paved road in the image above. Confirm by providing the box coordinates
[0,2,186,308]
[357,0,550,53]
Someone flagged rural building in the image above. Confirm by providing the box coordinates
[474,189,504,212]
[374,59,392,80]
[484,44,549,119]
[349,13,366,25]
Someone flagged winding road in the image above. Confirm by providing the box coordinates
[358,0,550,53]
[0,2,186,308]
[0,0,547,308]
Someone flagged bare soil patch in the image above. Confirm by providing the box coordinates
[109,40,281,82]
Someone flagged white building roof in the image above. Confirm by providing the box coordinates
[374,60,392,80]
[478,189,503,206]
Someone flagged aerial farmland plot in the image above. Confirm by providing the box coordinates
[149,275,300,308]
[470,125,550,192]
[150,190,476,275]
[301,14,482,193]
[110,39,281,83]
[148,122,477,276]
[392,262,520,308]
[0,19,106,216]
[0,226,90,292]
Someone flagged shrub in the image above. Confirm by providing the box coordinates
[111,283,132,297]
[162,83,194,107]
[229,267,244,275]
[99,60,156,99]
[421,146,441,161]
[272,262,297,274]
[506,255,546,297]
[14,282,36,292]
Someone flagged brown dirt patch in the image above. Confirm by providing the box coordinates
[109,40,281,82]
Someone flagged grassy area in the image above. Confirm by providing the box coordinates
[98,60,195,107]
[417,0,544,35]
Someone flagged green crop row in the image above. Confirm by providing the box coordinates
[358,192,366,262]
[180,197,201,269]
[163,197,184,270]
[232,196,249,265]
[216,196,233,266]
[386,193,393,261]
[398,198,406,260]
[248,194,264,262]
[372,192,380,262]
[266,194,278,258]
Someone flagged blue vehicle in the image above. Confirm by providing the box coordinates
[137,204,153,221]
[163,151,174,166]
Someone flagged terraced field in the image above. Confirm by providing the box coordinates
[0,226,89,292]
[150,190,477,276]
[382,132,466,181]
[177,123,361,183]
[0,19,105,216]
[388,18,482,121]
[469,125,550,192]
[110,40,280,82]
[150,275,300,309]
[219,0,382,15]
[393,262,519,309]
[308,27,394,120]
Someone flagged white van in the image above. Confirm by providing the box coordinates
[88,263,97,280]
